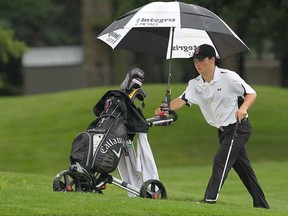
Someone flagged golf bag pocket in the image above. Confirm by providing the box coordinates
[69,132,94,169]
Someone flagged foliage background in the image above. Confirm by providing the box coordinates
[1,0,288,95]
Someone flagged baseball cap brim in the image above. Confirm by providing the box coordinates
[189,55,207,60]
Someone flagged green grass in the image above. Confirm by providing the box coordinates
[0,84,288,215]
[1,162,287,216]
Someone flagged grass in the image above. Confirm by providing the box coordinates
[0,84,288,215]
[0,162,288,216]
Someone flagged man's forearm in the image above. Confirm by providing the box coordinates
[170,98,186,111]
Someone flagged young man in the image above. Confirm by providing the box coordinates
[155,44,269,208]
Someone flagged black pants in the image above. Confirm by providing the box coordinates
[203,119,270,208]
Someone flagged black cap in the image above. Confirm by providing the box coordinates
[191,44,216,59]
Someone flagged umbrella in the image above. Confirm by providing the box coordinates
[97,1,250,106]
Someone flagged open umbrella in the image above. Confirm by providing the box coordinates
[97,1,250,107]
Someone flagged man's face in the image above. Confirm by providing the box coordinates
[193,57,215,75]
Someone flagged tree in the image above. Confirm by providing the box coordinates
[81,0,165,87]
[0,0,81,46]
[81,0,113,86]
[0,28,26,95]
[0,0,81,95]
[0,28,26,63]
[252,1,288,87]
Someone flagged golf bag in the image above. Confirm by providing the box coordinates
[69,95,127,174]
[69,68,149,175]
[53,68,171,199]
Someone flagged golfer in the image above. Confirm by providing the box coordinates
[155,44,270,208]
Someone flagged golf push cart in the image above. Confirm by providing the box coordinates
[53,68,177,199]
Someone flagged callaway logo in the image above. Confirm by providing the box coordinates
[100,137,124,158]
[135,17,176,26]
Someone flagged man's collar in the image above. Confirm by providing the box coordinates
[212,66,221,82]
[201,66,219,84]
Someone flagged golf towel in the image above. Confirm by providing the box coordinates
[117,133,159,197]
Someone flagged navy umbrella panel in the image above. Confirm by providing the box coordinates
[97,1,250,59]
[116,27,171,58]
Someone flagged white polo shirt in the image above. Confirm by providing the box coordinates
[180,66,256,128]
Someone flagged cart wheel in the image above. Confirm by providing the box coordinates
[53,170,87,192]
[140,179,167,199]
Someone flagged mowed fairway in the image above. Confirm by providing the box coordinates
[0,84,287,215]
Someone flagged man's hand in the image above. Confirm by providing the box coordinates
[155,97,186,116]
[236,108,248,122]
[154,108,168,116]
[236,93,257,122]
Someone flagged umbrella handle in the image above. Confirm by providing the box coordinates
[160,90,171,112]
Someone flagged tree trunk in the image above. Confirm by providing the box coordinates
[281,58,288,87]
[238,54,245,80]
[134,54,164,83]
[81,0,113,87]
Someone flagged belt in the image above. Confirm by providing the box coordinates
[218,122,236,132]
[218,118,248,132]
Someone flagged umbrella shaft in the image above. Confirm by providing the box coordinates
[167,27,175,93]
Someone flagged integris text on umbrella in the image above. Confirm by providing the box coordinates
[135,18,176,26]
[173,45,196,54]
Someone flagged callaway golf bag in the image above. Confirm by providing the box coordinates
[53,68,176,199]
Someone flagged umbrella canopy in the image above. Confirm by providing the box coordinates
[97,1,250,59]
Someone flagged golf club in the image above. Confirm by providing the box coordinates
[206,120,239,202]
